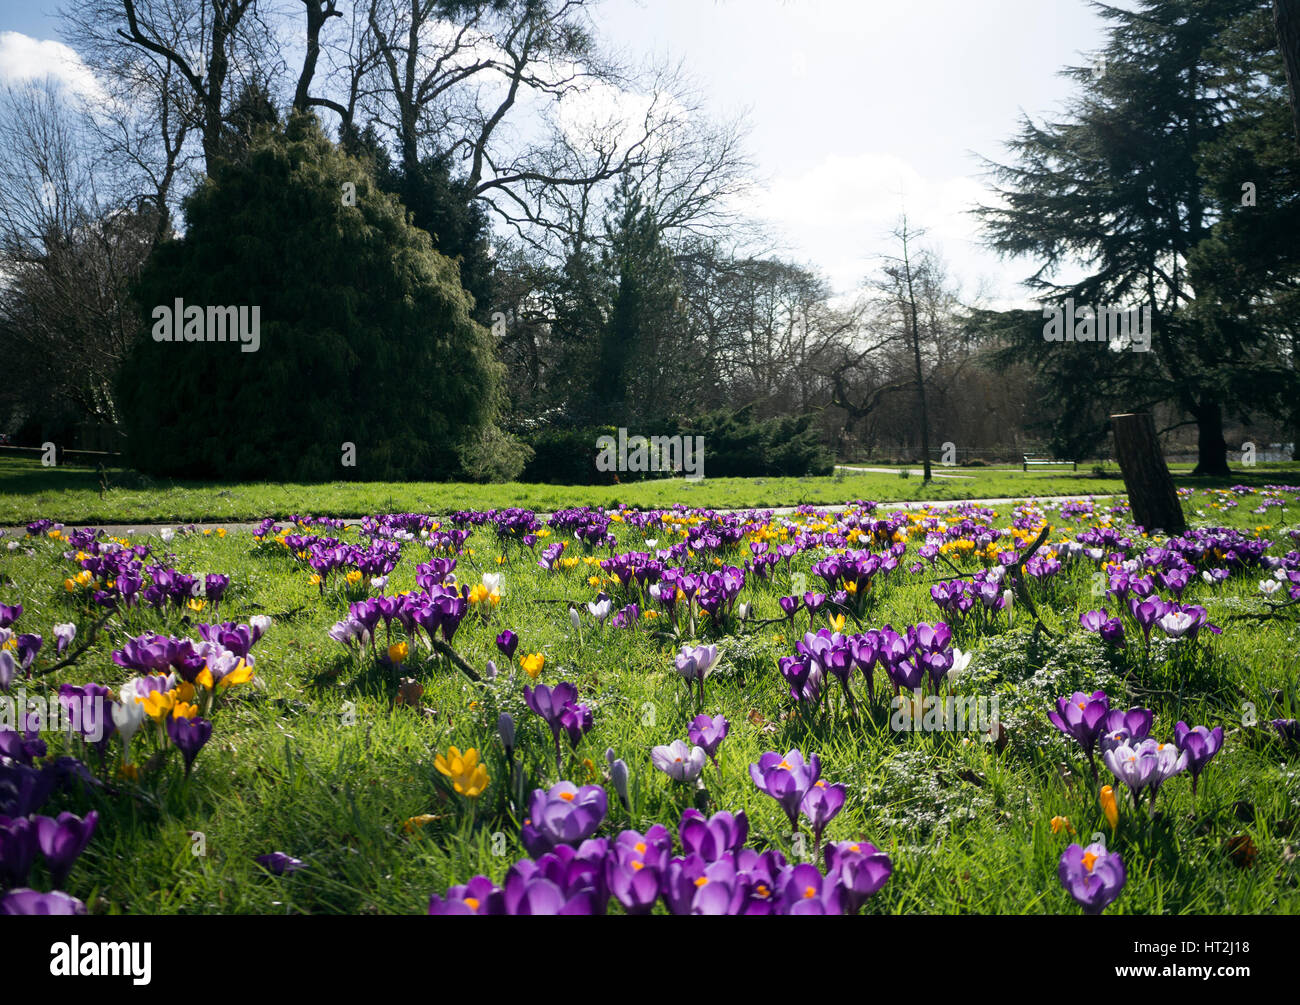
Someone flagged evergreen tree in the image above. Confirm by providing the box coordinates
[118,112,501,481]
[595,180,683,426]
[977,0,1299,474]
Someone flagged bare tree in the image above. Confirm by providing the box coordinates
[0,81,157,437]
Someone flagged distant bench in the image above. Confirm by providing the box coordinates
[1023,454,1077,471]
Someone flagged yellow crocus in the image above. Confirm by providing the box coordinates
[434,746,489,798]
[404,813,437,834]
[1100,785,1119,830]
[388,641,409,665]
[520,652,545,679]
[138,690,176,721]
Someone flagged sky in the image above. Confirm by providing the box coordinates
[0,0,1123,305]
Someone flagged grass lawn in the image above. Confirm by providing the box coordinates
[3,455,1300,524]
[3,485,1298,914]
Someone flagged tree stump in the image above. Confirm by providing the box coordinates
[1110,413,1186,534]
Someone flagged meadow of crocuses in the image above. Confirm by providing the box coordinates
[2,485,1299,915]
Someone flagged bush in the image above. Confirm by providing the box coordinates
[118,113,501,482]
[522,426,617,484]
[456,425,534,483]
[518,407,832,484]
[679,407,832,478]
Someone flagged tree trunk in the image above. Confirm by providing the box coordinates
[1190,400,1230,476]
[1276,0,1300,150]
[1111,413,1186,534]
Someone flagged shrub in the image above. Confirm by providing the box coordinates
[118,113,501,482]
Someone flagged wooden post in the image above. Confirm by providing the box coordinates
[1110,413,1186,534]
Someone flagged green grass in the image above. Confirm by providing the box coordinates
[4,485,1299,914]
[3,454,1300,524]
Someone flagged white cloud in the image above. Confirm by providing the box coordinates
[738,151,1031,304]
[0,32,105,101]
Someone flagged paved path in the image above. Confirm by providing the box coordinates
[1,493,1122,539]
[836,464,975,480]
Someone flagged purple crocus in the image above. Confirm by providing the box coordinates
[800,778,847,849]
[1173,722,1223,796]
[428,875,500,915]
[777,862,842,915]
[678,809,748,861]
[688,713,729,765]
[496,629,519,660]
[0,651,14,692]
[15,634,42,673]
[34,811,98,887]
[0,815,38,887]
[1058,842,1126,914]
[1099,707,1153,752]
[606,825,672,914]
[0,888,86,915]
[521,782,608,857]
[749,749,821,829]
[255,852,305,876]
[825,839,893,913]
[1048,691,1110,771]
[167,715,213,775]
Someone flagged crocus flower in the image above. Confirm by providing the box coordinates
[34,811,98,887]
[777,862,841,915]
[167,714,213,775]
[498,712,515,755]
[525,681,588,770]
[825,840,893,913]
[607,757,630,810]
[520,652,545,679]
[111,694,147,764]
[521,782,607,856]
[435,746,490,798]
[651,739,707,783]
[749,749,821,829]
[800,778,847,847]
[1173,722,1223,796]
[1100,785,1119,830]
[1058,842,1125,914]
[0,889,86,915]
[0,815,37,887]
[428,875,500,915]
[0,651,13,692]
[1099,707,1153,751]
[255,852,305,876]
[674,643,720,686]
[587,593,612,624]
[1048,691,1110,766]
[53,623,76,654]
[1103,738,1187,808]
[678,809,748,861]
[688,713,729,764]
[496,629,519,660]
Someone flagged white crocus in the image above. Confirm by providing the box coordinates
[947,647,972,684]
[111,694,147,762]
